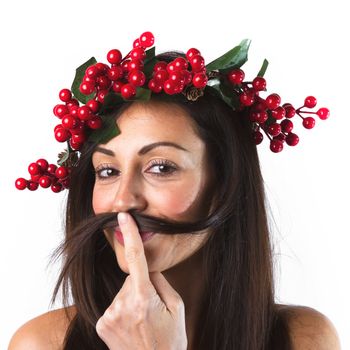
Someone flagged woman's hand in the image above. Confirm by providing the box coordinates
[96,212,188,350]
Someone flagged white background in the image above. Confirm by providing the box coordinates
[1,0,349,348]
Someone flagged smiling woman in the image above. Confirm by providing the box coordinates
[9,38,340,350]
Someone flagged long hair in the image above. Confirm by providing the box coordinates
[51,52,292,349]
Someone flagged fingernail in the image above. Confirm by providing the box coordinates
[118,212,128,224]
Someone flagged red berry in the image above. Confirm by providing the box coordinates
[27,181,39,191]
[96,75,111,90]
[130,47,146,60]
[153,61,167,72]
[72,133,86,144]
[121,60,130,72]
[87,116,103,129]
[128,70,146,87]
[192,72,208,88]
[302,117,316,129]
[133,38,141,48]
[61,178,70,189]
[95,62,108,74]
[286,132,299,146]
[267,123,282,137]
[227,69,245,85]
[154,69,169,83]
[139,31,154,48]
[252,77,266,91]
[62,114,78,129]
[283,103,296,118]
[53,104,69,118]
[59,89,72,102]
[270,139,284,153]
[69,139,82,151]
[15,178,27,190]
[36,159,48,172]
[55,166,68,179]
[78,106,92,121]
[55,128,70,142]
[189,54,205,72]
[97,89,109,103]
[86,65,100,78]
[129,59,144,71]
[39,175,52,188]
[166,62,176,74]
[271,106,286,120]
[274,133,286,142]
[148,79,162,93]
[182,70,192,85]
[163,80,178,95]
[28,162,42,176]
[67,98,79,108]
[112,81,123,93]
[304,96,317,108]
[107,66,123,81]
[121,83,136,99]
[257,111,268,124]
[107,49,122,65]
[79,81,95,95]
[317,107,330,120]
[174,57,188,70]
[239,92,255,106]
[281,119,294,133]
[47,164,57,174]
[186,48,201,60]
[253,131,263,145]
[86,99,100,113]
[51,182,63,193]
[265,94,281,110]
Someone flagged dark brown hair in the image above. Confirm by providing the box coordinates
[52,53,292,349]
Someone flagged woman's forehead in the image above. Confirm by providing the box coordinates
[113,101,203,148]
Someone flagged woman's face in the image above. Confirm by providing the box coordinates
[92,101,214,274]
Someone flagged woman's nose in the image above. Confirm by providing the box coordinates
[112,173,147,213]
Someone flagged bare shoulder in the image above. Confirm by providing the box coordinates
[277,304,341,350]
[8,305,76,350]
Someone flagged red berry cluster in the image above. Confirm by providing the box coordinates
[52,32,156,151]
[80,31,154,101]
[147,48,207,94]
[53,90,102,150]
[15,159,69,192]
[227,69,330,153]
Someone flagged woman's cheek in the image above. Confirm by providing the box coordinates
[150,184,203,219]
[92,186,111,214]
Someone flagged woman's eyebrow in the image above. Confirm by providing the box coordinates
[94,142,189,157]
[138,142,189,155]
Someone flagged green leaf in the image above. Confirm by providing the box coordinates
[257,59,269,77]
[143,47,157,78]
[99,92,125,114]
[88,113,120,144]
[132,87,152,101]
[205,39,251,72]
[144,47,156,64]
[71,57,97,104]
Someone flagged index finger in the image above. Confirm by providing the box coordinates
[116,212,150,290]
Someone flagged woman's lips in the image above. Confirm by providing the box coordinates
[114,229,156,246]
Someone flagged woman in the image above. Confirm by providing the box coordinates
[10,33,340,349]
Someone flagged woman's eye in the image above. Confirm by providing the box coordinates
[147,160,177,177]
[95,167,119,179]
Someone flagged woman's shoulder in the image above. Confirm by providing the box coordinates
[8,305,77,350]
[276,304,341,349]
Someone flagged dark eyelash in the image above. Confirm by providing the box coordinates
[148,159,177,177]
[94,164,119,180]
